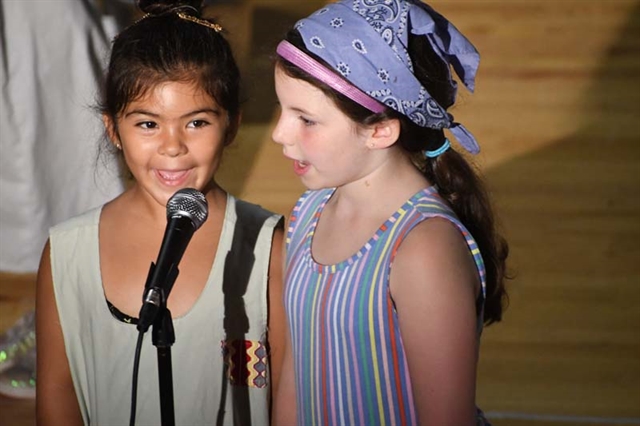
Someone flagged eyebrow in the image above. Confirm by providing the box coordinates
[124,108,221,119]
[286,105,315,116]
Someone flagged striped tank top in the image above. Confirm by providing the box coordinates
[284,186,488,426]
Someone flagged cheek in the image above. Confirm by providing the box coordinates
[302,130,346,158]
[122,140,152,158]
[121,151,146,176]
[196,138,225,164]
[298,136,322,159]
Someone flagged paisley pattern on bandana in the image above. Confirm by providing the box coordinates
[289,0,482,154]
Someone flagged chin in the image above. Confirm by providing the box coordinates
[302,180,332,191]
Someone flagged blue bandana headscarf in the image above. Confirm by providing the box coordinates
[280,0,481,154]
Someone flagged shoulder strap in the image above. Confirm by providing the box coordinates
[217,199,281,426]
[222,200,277,337]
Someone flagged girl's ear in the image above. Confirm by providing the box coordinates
[102,114,120,148]
[367,118,401,150]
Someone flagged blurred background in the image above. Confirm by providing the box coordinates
[0,0,638,425]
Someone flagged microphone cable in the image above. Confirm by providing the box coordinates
[129,330,145,426]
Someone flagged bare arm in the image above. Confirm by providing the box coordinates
[271,323,296,426]
[267,226,288,417]
[390,218,480,426]
[35,240,83,426]
[271,218,297,426]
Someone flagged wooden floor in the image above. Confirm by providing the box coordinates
[1,1,639,425]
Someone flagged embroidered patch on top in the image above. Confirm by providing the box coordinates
[221,339,268,388]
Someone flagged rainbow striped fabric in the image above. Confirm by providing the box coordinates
[284,186,487,426]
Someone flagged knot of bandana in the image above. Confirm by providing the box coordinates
[285,0,481,154]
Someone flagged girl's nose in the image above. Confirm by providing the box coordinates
[159,129,187,157]
[271,116,287,146]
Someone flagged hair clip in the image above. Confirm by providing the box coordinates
[176,12,222,32]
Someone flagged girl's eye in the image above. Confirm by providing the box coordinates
[189,119,209,128]
[137,121,157,129]
[299,116,316,126]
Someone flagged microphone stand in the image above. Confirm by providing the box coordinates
[153,300,176,426]
[144,262,180,426]
[133,188,208,426]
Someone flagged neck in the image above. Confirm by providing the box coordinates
[331,149,429,216]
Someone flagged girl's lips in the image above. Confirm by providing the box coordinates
[293,160,310,176]
[156,169,190,186]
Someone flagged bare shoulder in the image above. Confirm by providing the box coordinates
[269,224,284,281]
[272,224,284,253]
[390,216,479,305]
[392,217,475,272]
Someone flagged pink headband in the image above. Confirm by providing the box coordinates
[276,40,385,114]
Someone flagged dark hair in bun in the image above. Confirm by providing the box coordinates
[136,0,204,15]
[101,0,240,132]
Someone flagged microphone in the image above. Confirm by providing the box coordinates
[137,188,209,333]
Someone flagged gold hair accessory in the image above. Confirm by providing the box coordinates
[177,12,222,32]
[128,11,222,33]
[132,13,150,26]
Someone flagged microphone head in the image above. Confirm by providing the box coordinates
[166,188,209,230]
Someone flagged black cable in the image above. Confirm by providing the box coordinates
[129,330,145,426]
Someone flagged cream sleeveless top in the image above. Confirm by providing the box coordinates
[50,194,281,425]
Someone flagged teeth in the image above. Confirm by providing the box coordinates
[158,170,186,180]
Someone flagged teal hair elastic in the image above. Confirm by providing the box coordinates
[425,139,451,158]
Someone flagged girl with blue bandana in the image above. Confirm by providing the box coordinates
[272,1,508,425]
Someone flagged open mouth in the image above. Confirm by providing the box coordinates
[293,160,309,176]
[156,169,190,186]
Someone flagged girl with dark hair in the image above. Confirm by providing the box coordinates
[272,1,508,424]
[36,1,285,424]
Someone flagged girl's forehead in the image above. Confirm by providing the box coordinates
[140,80,212,99]
[125,81,220,111]
[275,68,329,104]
